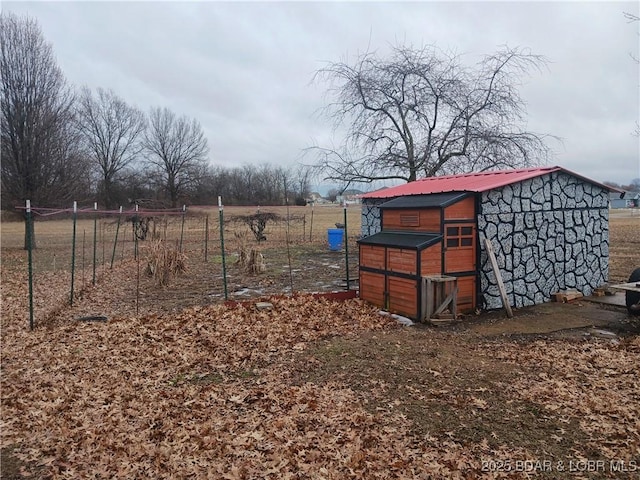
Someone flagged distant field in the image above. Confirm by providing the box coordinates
[0,204,362,273]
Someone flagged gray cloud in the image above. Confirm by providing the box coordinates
[5,1,639,185]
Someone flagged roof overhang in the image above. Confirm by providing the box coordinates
[361,166,626,200]
[358,231,442,250]
[379,192,471,209]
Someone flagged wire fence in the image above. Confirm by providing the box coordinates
[8,201,361,330]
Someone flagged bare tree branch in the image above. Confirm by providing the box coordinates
[311,44,557,184]
[75,87,146,208]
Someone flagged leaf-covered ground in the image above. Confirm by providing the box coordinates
[1,214,639,478]
[2,288,639,478]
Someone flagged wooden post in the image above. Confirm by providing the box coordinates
[204,215,209,262]
[483,238,513,318]
[421,277,427,322]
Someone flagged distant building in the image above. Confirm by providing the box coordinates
[610,191,638,208]
[336,189,364,205]
[307,192,325,203]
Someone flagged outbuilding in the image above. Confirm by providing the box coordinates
[358,166,624,320]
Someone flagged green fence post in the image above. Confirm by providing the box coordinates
[134,204,139,261]
[179,204,186,253]
[70,201,77,306]
[92,202,97,285]
[204,215,209,262]
[26,200,34,330]
[111,206,122,269]
[218,196,228,300]
[344,202,350,290]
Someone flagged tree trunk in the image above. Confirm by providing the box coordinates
[168,176,178,208]
[103,177,112,210]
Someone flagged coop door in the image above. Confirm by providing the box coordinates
[444,224,476,273]
[360,271,386,308]
[386,276,418,319]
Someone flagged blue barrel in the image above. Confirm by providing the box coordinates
[327,228,344,251]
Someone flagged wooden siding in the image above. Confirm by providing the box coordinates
[420,243,442,276]
[360,245,385,270]
[359,193,480,317]
[455,276,476,313]
[383,208,441,232]
[444,196,475,220]
[445,248,475,273]
[387,248,417,275]
[359,271,385,307]
[387,276,418,318]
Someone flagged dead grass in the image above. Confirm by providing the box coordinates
[608,214,640,283]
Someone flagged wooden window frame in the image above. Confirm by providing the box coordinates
[445,224,474,250]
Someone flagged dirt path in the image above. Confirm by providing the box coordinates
[463,300,638,337]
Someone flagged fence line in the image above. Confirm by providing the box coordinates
[13,201,359,330]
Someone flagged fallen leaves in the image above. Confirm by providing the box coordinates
[2,252,639,478]
[488,337,640,461]
[3,294,434,478]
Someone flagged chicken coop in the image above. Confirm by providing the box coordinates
[358,166,624,320]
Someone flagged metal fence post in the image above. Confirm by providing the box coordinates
[179,204,186,252]
[26,200,34,330]
[111,206,122,269]
[92,202,97,285]
[70,201,77,306]
[218,197,228,300]
[344,202,350,290]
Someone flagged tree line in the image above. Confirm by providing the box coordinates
[1,12,313,213]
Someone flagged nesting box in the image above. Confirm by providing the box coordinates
[358,192,477,320]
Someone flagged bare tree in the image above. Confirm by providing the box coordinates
[1,12,89,247]
[311,44,555,185]
[143,107,209,207]
[292,164,314,204]
[624,11,639,64]
[326,188,339,203]
[75,87,146,208]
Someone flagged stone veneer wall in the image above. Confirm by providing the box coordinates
[361,198,386,237]
[478,171,610,309]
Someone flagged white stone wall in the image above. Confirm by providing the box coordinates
[361,199,386,237]
[478,171,610,309]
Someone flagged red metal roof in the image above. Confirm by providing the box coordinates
[361,166,623,199]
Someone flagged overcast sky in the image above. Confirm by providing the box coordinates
[5,1,640,188]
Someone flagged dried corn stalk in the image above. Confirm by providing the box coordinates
[247,248,266,274]
[144,240,187,286]
[235,231,249,267]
